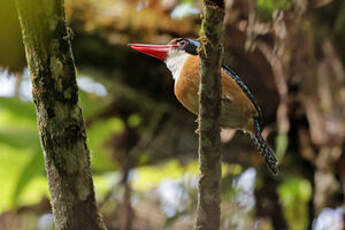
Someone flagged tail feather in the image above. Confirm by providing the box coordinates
[250,118,279,175]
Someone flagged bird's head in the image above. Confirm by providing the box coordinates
[129,38,199,61]
[129,38,199,80]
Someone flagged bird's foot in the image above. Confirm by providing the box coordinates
[195,117,200,134]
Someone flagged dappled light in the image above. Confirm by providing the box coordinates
[1,0,345,229]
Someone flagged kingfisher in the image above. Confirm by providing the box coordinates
[129,38,278,175]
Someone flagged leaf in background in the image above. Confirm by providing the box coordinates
[181,0,196,3]
[0,127,39,149]
[0,96,46,210]
[87,118,125,172]
[278,177,312,230]
[0,0,26,73]
[0,97,35,120]
[257,0,292,20]
[79,87,105,118]
[133,160,199,191]
[11,149,44,206]
[0,98,40,150]
[0,144,33,212]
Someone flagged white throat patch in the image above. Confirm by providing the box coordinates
[165,51,190,81]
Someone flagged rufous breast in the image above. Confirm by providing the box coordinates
[174,55,258,130]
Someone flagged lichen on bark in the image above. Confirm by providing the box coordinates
[195,0,225,230]
[15,0,107,229]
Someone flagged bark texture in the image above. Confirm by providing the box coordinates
[196,0,225,230]
[15,1,107,229]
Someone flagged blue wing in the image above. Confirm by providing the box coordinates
[222,64,263,128]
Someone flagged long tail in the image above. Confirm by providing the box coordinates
[250,118,279,175]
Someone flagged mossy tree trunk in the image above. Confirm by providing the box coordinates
[196,0,225,230]
[15,0,107,229]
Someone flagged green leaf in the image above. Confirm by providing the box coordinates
[257,0,292,20]
[278,177,312,230]
[87,118,125,172]
[0,97,36,120]
[11,149,44,206]
[133,160,199,191]
[0,144,33,212]
[180,0,197,3]
[79,90,104,118]
[127,114,142,128]
[0,127,40,149]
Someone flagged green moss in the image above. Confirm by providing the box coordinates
[64,87,73,100]
[71,106,81,121]
[77,179,91,201]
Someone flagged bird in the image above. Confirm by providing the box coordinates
[129,38,279,175]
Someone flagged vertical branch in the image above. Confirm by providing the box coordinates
[196,0,225,230]
[15,0,107,229]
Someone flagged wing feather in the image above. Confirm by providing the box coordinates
[222,64,263,128]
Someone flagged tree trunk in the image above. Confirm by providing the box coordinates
[195,0,225,230]
[15,1,107,229]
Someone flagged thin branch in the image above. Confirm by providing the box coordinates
[195,0,225,229]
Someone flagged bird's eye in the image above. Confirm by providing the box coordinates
[179,40,187,46]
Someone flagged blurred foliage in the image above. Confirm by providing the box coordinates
[1,0,345,229]
[257,0,291,20]
[0,144,38,212]
[0,96,43,210]
[278,177,312,230]
[87,118,123,172]
[275,133,288,160]
[0,1,25,73]
[334,1,345,35]
[133,160,199,190]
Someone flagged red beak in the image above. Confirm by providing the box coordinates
[128,44,177,61]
